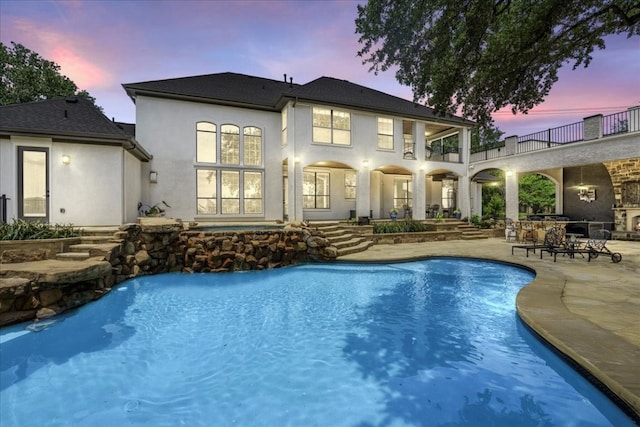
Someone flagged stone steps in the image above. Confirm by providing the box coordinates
[313,222,374,257]
[337,240,375,257]
[56,252,91,261]
[56,229,121,261]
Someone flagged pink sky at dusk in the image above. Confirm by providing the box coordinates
[1,0,639,137]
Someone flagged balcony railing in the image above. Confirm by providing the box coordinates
[517,121,583,153]
[469,106,638,161]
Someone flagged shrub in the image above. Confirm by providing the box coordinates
[373,219,435,234]
[0,219,80,240]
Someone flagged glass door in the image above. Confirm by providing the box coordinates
[18,147,49,222]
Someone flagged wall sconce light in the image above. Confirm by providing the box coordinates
[362,160,369,168]
[419,163,425,172]
[294,156,301,164]
[61,154,71,165]
[149,171,158,183]
[506,170,514,177]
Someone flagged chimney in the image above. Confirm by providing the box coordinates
[289,77,293,88]
[284,73,287,83]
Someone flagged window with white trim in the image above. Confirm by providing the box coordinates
[393,178,413,209]
[196,122,216,163]
[194,121,263,215]
[303,171,330,209]
[377,117,393,149]
[312,107,350,145]
[344,170,356,199]
[221,125,240,164]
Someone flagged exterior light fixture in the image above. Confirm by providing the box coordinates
[294,156,301,164]
[506,170,514,177]
[149,171,158,183]
[61,154,71,165]
[362,160,369,168]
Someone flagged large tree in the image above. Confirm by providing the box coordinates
[0,41,99,107]
[356,0,640,126]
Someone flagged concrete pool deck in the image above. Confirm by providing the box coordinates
[339,238,640,420]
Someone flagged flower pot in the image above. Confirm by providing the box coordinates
[390,213,398,221]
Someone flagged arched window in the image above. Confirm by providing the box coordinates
[221,124,240,164]
[196,122,216,163]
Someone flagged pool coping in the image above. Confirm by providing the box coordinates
[337,238,640,421]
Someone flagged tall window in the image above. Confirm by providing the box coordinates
[196,122,216,163]
[393,178,413,209]
[196,170,216,214]
[377,117,393,149]
[303,171,330,209]
[244,171,263,213]
[403,120,415,159]
[221,170,240,214]
[243,126,262,165]
[194,121,263,216]
[312,107,351,145]
[221,125,240,164]
[344,170,356,199]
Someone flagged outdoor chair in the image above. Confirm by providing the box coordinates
[512,225,565,257]
[583,229,622,263]
[539,232,596,262]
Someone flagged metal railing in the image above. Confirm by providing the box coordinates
[603,109,639,136]
[469,106,638,161]
[517,121,583,153]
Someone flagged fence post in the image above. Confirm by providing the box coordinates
[583,114,603,140]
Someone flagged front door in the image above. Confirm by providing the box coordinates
[18,147,49,223]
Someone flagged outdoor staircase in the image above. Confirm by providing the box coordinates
[311,222,375,257]
[55,226,123,261]
[454,221,489,240]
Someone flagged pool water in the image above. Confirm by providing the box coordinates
[0,259,634,426]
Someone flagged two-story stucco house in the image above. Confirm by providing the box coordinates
[123,72,473,223]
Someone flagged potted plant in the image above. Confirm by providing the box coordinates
[453,208,461,219]
[389,208,398,221]
[138,201,171,217]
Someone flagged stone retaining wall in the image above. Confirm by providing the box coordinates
[0,221,336,327]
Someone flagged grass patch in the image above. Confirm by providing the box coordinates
[0,219,80,240]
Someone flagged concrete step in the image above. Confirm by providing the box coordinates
[322,228,349,238]
[332,237,368,250]
[80,236,115,244]
[80,226,119,236]
[56,252,91,261]
[337,240,375,257]
[69,243,122,258]
[461,232,488,240]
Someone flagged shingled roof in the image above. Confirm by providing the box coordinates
[123,72,470,126]
[123,72,299,110]
[0,97,151,161]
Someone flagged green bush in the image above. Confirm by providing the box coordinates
[373,219,435,234]
[0,219,80,240]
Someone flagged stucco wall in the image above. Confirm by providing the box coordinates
[52,142,124,225]
[135,96,283,222]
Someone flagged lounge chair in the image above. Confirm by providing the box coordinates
[584,229,622,263]
[511,226,564,257]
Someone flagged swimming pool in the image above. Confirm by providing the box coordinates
[0,259,634,426]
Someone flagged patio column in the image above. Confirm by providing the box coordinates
[505,170,519,221]
[356,166,371,218]
[469,181,482,217]
[457,174,470,218]
[413,170,426,220]
[288,159,303,221]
